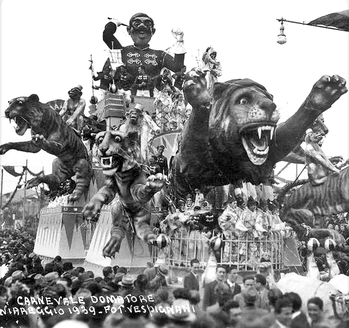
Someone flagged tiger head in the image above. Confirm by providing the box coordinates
[5,94,43,136]
[209,79,280,166]
[94,130,140,176]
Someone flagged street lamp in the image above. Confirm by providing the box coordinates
[277,18,287,44]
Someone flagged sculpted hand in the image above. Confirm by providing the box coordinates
[183,69,211,107]
[145,173,165,193]
[82,198,103,221]
[171,28,184,42]
[0,144,11,155]
[307,75,347,112]
[32,134,46,146]
[103,237,122,258]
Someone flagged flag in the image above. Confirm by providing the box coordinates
[2,166,24,177]
[308,9,349,32]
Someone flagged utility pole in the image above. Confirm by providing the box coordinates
[0,167,3,226]
[22,160,28,226]
[0,167,3,209]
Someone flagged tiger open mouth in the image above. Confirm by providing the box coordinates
[240,123,276,165]
[100,154,124,174]
[9,116,29,136]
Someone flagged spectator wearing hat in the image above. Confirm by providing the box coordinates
[134,273,149,295]
[183,259,200,291]
[45,271,59,284]
[154,145,168,176]
[118,274,135,295]
[148,264,168,292]
[112,265,119,274]
[61,262,74,276]
[114,266,128,285]
[101,266,119,291]
[167,299,196,326]
[239,286,270,322]
[233,275,262,309]
[207,282,234,326]
[143,262,157,283]
[103,266,115,283]
[12,270,24,282]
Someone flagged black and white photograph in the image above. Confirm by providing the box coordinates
[0,0,348,327]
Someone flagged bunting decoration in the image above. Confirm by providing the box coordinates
[2,166,24,177]
[308,9,349,32]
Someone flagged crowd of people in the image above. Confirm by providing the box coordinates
[0,231,348,328]
[1,10,349,328]
[154,190,291,270]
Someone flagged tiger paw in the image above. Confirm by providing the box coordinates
[103,237,122,258]
[307,75,347,112]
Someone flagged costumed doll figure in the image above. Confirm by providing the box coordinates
[184,194,195,214]
[154,86,174,132]
[255,199,270,236]
[194,188,205,208]
[169,210,189,265]
[103,13,186,80]
[218,198,239,262]
[304,128,340,186]
[172,92,187,130]
[131,65,154,97]
[153,68,176,94]
[118,103,160,163]
[201,46,222,95]
[239,197,259,239]
[59,85,86,132]
[93,58,116,99]
[255,199,273,256]
[186,211,202,262]
[237,197,259,264]
[115,65,134,107]
[268,200,286,264]
[159,212,180,263]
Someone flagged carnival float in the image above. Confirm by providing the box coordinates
[0,13,348,308]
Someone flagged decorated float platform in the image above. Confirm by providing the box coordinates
[32,94,301,278]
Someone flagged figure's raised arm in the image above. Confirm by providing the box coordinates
[103,22,123,49]
[271,75,347,162]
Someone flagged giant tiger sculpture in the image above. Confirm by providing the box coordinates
[277,166,349,246]
[0,94,92,202]
[171,70,347,243]
[82,129,165,257]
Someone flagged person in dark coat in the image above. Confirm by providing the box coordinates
[284,292,310,328]
[202,265,226,310]
[226,266,241,298]
[183,259,200,291]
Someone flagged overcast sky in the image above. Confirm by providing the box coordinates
[0,0,348,194]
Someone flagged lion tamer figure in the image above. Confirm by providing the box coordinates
[82,130,165,258]
[0,94,92,202]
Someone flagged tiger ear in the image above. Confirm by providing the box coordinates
[212,82,230,101]
[28,94,40,102]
